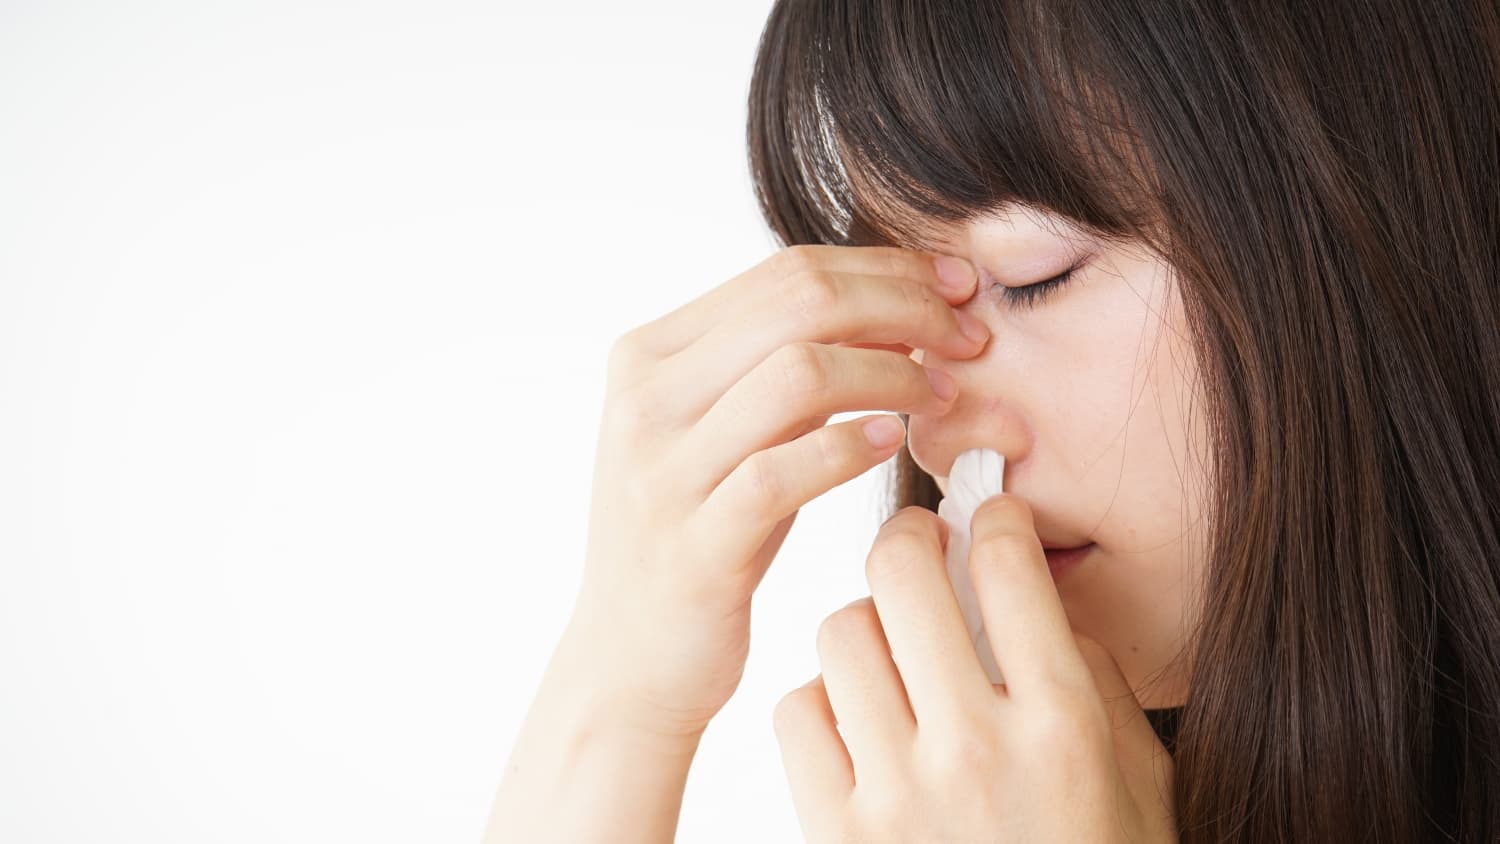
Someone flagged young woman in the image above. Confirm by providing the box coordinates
[488,1,1499,841]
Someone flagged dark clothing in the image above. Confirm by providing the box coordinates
[1144,705,1182,756]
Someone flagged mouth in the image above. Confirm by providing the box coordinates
[1041,542,1095,577]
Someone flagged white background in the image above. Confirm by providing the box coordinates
[0,2,904,841]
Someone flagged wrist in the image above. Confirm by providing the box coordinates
[551,619,712,749]
[489,652,704,844]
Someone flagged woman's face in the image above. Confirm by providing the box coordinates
[905,203,1209,709]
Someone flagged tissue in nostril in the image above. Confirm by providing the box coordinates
[936,448,1007,685]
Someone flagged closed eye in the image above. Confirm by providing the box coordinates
[990,257,1086,311]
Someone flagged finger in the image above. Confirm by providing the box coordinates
[642,268,989,424]
[863,508,998,726]
[844,341,919,355]
[690,414,905,592]
[966,494,1094,697]
[772,675,853,837]
[626,246,980,360]
[673,343,954,499]
[814,597,915,781]
[1071,634,1175,800]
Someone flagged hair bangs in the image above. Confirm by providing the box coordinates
[747,0,1157,255]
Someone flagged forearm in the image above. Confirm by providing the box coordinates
[484,629,705,844]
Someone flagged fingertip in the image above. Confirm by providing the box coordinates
[932,254,978,296]
[862,415,906,450]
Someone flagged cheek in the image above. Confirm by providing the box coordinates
[1039,258,1206,542]
[1016,256,1208,702]
[1027,272,1164,476]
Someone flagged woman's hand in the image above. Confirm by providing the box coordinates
[568,245,991,740]
[487,245,989,843]
[772,498,1178,843]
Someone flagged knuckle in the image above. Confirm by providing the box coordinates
[921,732,1000,787]
[811,419,857,471]
[769,341,830,398]
[738,449,786,510]
[1014,698,1110,761]
[771,686,813,736]
[609,326,644,358]
[1048,665,1105,711]
[774,244,821,276]
[605,329,646,381]
[784,269,841,319]
[1014,704,1081,751]
[815,602,876,657]
[865,527,932,583]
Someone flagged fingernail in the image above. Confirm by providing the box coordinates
[955,310,990,345]
[933,255,977,293]
[862,415,906,449]
[925,366,958,401]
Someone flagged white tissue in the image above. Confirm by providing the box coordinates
[935,448,1007,685]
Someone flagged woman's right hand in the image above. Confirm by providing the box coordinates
[562,244,990,740]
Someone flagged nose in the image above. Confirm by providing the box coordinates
[907,342,1033,483]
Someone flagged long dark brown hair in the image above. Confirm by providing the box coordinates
[745,1,1500,840]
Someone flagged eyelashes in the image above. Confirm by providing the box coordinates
[988,257,1087,311]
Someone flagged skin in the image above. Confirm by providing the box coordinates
[486,205,1200,840]
[907,204,1209,711]
[773,500,1177,841]
[488,238,992,842]
[767,204,1199,839]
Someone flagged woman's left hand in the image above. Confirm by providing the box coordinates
[772,496,1178,842]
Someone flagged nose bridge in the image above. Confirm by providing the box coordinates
[907,342,1033,480]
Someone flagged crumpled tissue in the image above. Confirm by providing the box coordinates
[935,447,1007,685]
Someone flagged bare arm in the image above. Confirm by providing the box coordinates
[482,626,705,844]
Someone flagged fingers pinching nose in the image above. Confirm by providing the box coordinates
[933,254,978,295]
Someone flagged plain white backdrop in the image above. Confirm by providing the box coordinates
[1,2,907,841]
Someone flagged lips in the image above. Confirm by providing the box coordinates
[1042,542,1095,577]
